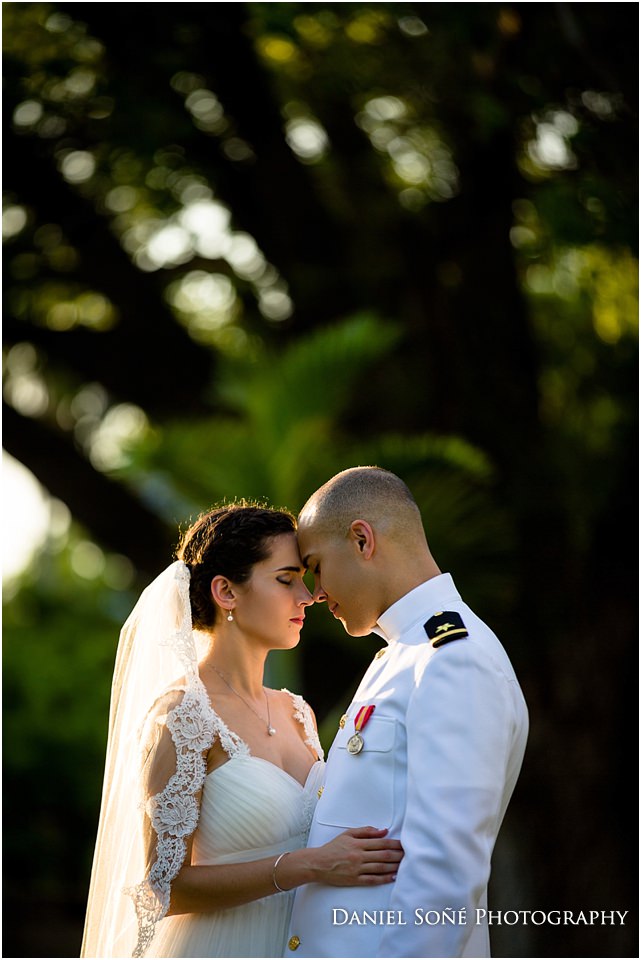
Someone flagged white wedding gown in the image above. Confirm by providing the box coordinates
[146,692,325,959]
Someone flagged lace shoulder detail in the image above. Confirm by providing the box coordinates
[282,688,325,760]
[126,677,216,958]
[210,703,251,760]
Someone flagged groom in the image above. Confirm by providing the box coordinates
[286,466,528,958]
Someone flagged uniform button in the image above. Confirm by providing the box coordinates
[317,786,324,799]
[288,935,301,950]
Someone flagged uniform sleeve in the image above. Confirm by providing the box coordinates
[128,684,215,957]
[376,641,513,958]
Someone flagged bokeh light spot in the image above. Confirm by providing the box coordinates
[3,206,28,239]
[13,100,43,127]
[285,118,329,162]
[60,150,96,184]
[71,540,105,579]
[398,16,429,37]
[258,36,298,63]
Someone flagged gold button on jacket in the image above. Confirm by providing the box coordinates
[288,935,301,950]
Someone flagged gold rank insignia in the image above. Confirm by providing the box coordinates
[339,714,348,730]
[288,935,301,950]
[317,786,324,799]
[374,647,387,659]
[424,610,469,648]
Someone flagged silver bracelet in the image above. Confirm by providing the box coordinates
[272,851,290,893]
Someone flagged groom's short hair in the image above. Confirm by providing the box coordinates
[299,466,423,541]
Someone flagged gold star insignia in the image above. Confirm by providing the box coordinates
[436,622,455,633]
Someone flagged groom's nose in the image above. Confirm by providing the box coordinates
[312,579,327,603]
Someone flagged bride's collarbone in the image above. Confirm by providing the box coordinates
[205,694,315,780]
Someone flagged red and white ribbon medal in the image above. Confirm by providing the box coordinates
[347,705,376,755]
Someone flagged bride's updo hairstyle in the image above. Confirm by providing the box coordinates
[176,502,296,629]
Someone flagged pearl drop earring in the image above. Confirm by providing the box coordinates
[227,611,234,622]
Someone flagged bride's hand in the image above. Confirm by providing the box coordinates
[310,826,403,886]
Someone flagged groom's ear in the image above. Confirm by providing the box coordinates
[348,520,375,560]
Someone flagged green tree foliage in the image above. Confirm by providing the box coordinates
[3,543,136,956]
[2,3,637,957]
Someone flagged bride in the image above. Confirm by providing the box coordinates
[81,503,402,958]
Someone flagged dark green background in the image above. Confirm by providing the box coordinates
[3,3,638,957]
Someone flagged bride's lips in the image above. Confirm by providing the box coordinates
[330,604,340,618]
[290,617,305,626]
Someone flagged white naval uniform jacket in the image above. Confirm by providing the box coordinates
[286,574,528,958]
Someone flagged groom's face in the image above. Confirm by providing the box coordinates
[297,524,378,637]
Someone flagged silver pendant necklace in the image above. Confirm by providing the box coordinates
[211,665,276,736]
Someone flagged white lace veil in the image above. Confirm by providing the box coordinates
[81,560,215,958]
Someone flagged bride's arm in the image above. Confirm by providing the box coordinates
[168,826,402,915]
[144,691,401,916]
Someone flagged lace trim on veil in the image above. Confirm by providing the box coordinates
[125,563,218,958]
[126,680,216,957]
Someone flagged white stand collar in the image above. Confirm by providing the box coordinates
[372,573,461,645]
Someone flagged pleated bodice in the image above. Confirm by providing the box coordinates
[146,692,325,958]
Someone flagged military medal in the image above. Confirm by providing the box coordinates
[347,705,375,755]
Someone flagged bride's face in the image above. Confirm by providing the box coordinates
[231,533,313,650]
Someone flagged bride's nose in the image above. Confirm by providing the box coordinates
[298,582,314,606]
